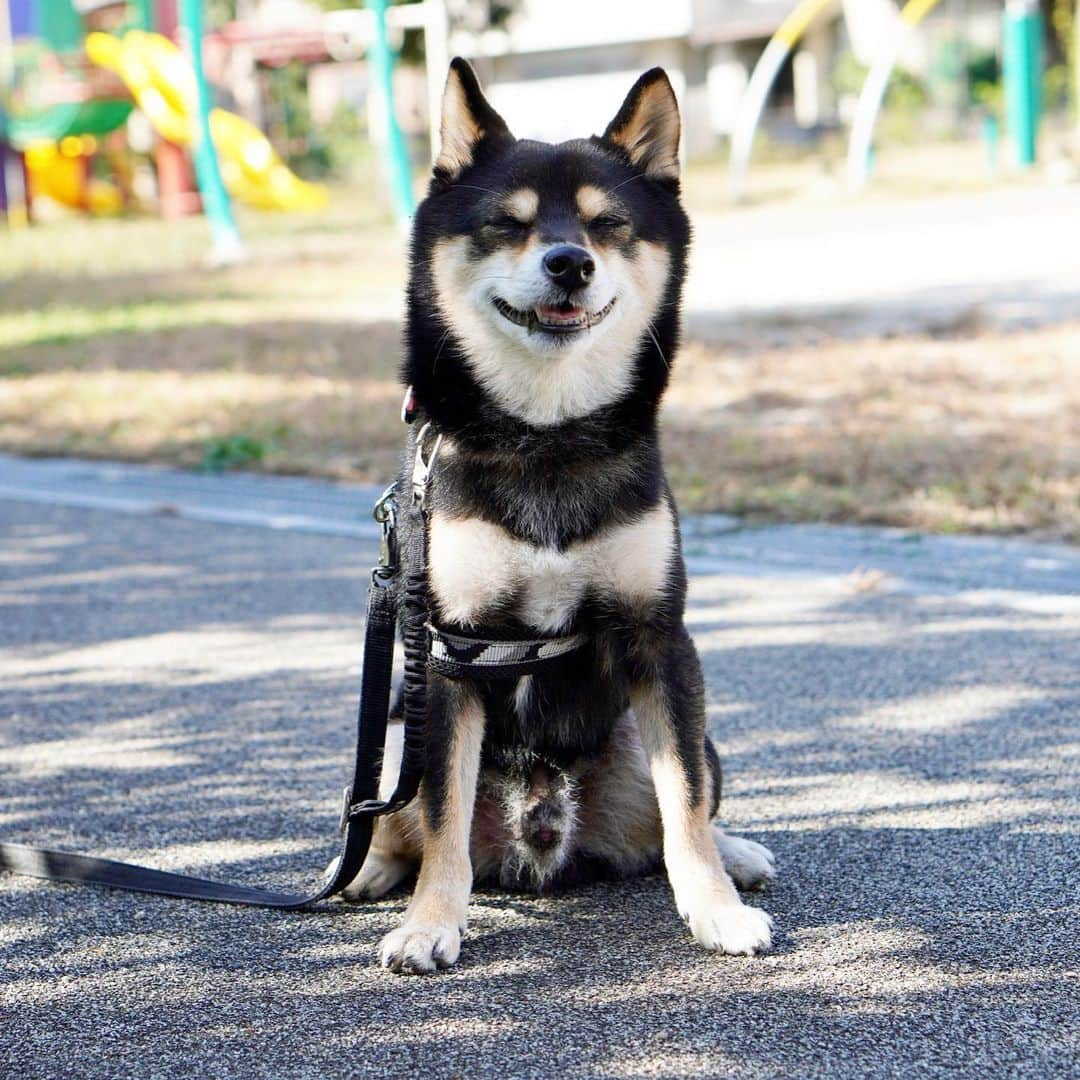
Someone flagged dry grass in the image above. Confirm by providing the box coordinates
[665,328,1079,540]
[2,200,1077,541]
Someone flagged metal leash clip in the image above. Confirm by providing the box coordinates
[411,422,443,508]
[338,785,354,835]
[371,483,398,586]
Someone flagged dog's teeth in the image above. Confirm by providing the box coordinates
[527,311,538,333]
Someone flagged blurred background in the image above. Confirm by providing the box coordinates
[1,0,1077,541]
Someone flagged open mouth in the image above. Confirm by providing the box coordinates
[492,296,616,335]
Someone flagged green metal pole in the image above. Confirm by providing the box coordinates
[366,0,415,227]
[178,0,245,262]
[1003,0,1043,167]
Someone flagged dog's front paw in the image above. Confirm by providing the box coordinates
[676,880,773,955]
[379,922,462,975]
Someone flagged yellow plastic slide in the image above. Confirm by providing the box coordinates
[86,30,327,212]
[25,139,123,215]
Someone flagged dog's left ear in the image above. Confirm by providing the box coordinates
[435,57,513,183]
[601,68,681,183]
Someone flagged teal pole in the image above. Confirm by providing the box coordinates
[366,0,415,227]
[1003,0,1043,167]
[178,0,245,262]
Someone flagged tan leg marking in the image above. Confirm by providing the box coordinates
[632,683,772,955]
[379,693,485,974]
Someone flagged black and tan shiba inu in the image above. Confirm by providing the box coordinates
[341,59,775,973]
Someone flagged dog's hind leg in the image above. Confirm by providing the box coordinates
[379,680,485,974]
[712,828,776,892]
[578,716,775,892]
[630,625,773,955]
[332,722,421,900]
[702,734,777,891]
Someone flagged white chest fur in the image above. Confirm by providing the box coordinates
[428,501,676,631]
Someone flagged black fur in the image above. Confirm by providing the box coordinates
[398,62,708,841]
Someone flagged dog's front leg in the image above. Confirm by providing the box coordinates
[379,679,484,974]
[631,627,773,955]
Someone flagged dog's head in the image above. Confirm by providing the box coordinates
[407,59,690,429]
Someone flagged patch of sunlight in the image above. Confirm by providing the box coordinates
[130,837,316,873]
[954,590,1080,616]
[0,624,362,691]
[0,548,56,568]
[356,1018,524,1045]
[774,924,1067,1006]
[708,728,817,758]
[980,742,1080,774]
[2,959,216,1006]
[834,684,1047,735]
[915,615,1079,636]
[4,564,186,595]
[690,576,852,620]
[0,918,53,949]
[13,531,86,550]
[0,299,252,350]
[582,921,1067,1025]
[738,771,1010,830]
[694,619,899,650]
[0,734,198,778]
[599,1051,744,1078]
[856,794,1074,830]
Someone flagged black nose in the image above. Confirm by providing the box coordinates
[542,244,595,291]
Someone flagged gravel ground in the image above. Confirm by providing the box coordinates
[1,481,1078,1079]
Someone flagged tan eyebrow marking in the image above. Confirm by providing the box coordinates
[504,187,539,223]
[576,184,611,222]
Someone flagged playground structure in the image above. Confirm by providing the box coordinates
[0,0,332,227]
[1,0,445,245]
[1,2,1064,232]
[84,28,327,212]
[729,0,1054,199]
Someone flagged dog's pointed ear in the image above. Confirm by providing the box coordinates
[601,68,681,183]
[434,58,513,182]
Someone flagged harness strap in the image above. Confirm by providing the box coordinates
[427,622,588,680]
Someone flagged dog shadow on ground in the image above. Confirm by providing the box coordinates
[1,502,1076,1077]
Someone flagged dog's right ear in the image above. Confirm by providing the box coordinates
[434,58,513,183]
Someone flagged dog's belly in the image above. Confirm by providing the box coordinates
[428,499,675,632]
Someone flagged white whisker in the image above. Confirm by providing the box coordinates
[454,184,503,198]
[645,320,669,370]
[610,174,645,194]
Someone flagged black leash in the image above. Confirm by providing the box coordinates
[0,474,423,910]
[0,414,587,909]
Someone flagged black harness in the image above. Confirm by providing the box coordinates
[0,412,587,908]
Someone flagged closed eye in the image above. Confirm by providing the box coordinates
[589,214,629,233]
[487,214,530,232]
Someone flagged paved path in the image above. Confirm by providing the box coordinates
[685,185,1080,344]
[1,462,1077,1079]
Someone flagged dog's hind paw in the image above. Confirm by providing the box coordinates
[379,922,462,975]
[713,828,776,892]
[340,852,414,901]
